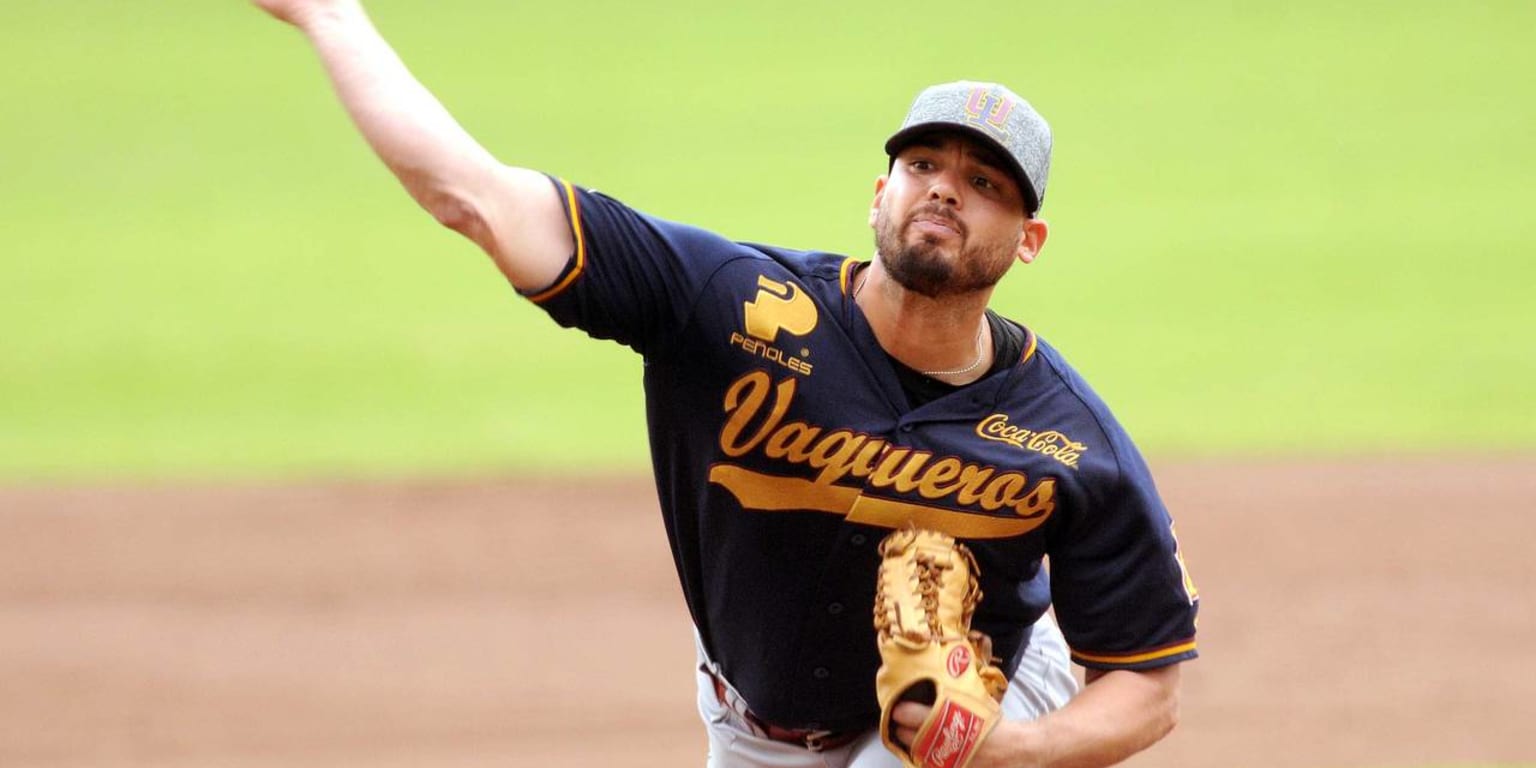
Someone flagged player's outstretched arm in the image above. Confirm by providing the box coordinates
[892,664,1182,768]
[254,0,572,292]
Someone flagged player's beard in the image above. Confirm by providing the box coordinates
[874,202,1017,299]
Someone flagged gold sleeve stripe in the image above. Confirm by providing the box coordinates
[526,179,588,304]
[839,257,860,294]
[1070,640,1196,666]
[1021,326,1038,364]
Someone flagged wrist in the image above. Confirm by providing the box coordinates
[294,2,365,35]
[987,720,1049,768]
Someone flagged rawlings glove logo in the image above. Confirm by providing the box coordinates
[913,701,985,768]
[946,646,971,678]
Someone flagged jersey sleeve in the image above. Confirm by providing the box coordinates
[1048,428,1200,671]
[520,176,745,356]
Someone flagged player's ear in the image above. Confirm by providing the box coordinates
[1015,217,1048,264]
[868,176,888,229]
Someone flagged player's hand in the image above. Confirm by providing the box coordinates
[890,702,1043,768]
[889,701,928,751]
[252,0,361,28]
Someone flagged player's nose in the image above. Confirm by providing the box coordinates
[927,175,960,207]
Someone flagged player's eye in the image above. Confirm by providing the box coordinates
[972,175,997,191]
[908,159,935,172]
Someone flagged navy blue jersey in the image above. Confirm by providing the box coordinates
[525,177,1199,732]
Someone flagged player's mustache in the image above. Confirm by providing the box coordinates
[905,204,967,237]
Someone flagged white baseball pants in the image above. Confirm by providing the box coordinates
[694,612,1078,768]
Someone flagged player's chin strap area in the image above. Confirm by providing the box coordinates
[699,664,864,753]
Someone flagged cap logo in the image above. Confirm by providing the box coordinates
[963,87,1014,141]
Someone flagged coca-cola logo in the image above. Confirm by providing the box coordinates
[946,646,971,678]
[975,413,1086,469]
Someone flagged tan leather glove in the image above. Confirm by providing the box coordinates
[874,528,1008,768]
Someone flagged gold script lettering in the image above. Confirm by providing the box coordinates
[714,374,1057,536]
[719,371,795,457]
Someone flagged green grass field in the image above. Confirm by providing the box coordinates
[2,1,1532,479]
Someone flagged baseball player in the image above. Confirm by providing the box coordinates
[254,2,1200,766]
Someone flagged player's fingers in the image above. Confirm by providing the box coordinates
[891,701,932,729]
[890,701,932,747]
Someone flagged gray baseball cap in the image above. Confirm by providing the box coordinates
[885,81,1052,214]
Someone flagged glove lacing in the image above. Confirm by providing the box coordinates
[875,537,985,651]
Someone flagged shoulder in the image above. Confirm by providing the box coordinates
[707,245,860,303]
[742,243,856,280]
[1030,338,1117,425]
[575,182,853,281]
[990,328,1145,490]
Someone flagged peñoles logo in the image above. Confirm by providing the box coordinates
[707,371,1056,539]
[975,414,1086,469]
[730,275,815,375]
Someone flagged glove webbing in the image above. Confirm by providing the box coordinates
[875,544,983,650]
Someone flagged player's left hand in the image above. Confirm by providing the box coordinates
[890,702,1042,768]
[888,702,927,753]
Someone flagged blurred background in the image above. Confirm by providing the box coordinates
[3,0,1531,478]
[1,1,1532,767]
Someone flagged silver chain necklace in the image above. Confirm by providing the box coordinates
[854,268,987,378]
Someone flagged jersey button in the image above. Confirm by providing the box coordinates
[812,667,830,680]
[900,424,914,432]
[849,534,867,546]
[827,602,844,615]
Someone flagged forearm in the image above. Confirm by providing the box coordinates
[991,665,1181,768]
[294,7,496,219]
[268,2,568,288]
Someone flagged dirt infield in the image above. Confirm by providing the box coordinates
[2,457,1532,768]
